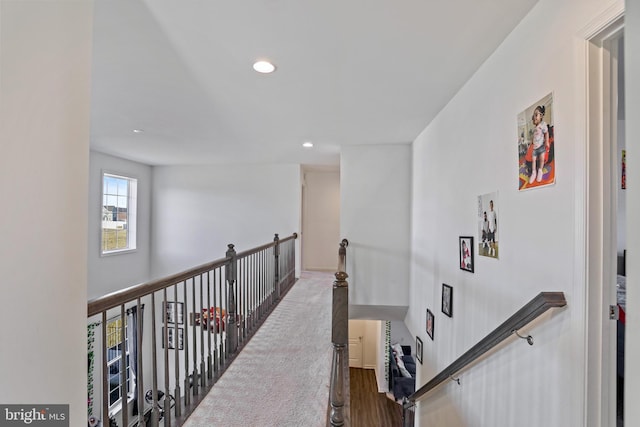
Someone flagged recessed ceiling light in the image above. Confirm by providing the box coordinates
[302,142,314,148]
[132,129,144,134]
[253,60,276,74]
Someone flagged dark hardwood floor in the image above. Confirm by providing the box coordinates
[350,368,403,427]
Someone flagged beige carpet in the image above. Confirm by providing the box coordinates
[183,271,334,427]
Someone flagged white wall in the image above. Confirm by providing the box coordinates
[624,0,640,422]
[88,151,152,299]
[150,164,301,278]
[0,3,92,426]
[390,320,414,348]
[302,167,340,271]
[408,1,624,425]
[341,144,412,308]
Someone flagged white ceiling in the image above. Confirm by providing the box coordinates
[89,0,538,166]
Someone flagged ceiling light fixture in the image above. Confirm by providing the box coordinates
[302,142,314,148]
[133,129,144,134]
[253,60,276,74]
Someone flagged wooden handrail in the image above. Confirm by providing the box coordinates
[406,291,566,406]
[87,232,298,317]
[88,258,229,317]
[87,232,299,427]
[235,232,297,259]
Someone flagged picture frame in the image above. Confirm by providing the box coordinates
[477,192,499,259]
[162,327,184,350]
[459,236,474,272]
[426,309,434,340]
[164,301,184,325]
[416,336,423,364]
[442,283,453,318]
[517,92,555,190]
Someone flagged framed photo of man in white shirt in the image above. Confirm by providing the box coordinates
[478,191,498,259]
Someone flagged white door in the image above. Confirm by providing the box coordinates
[349,336,363,368]
[348,320,365,368]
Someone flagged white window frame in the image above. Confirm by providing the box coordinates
[105,316,133,415]
[101,172,138,255]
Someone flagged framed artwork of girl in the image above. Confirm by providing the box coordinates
[517,93,555,190]
[459,236,474,272]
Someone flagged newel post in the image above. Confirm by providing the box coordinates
[338,239,348,272]
[225,244,238,354]
[330,271,349,427]
[274,234,280,300]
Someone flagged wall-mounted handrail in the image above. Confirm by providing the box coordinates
[404,292,566,416]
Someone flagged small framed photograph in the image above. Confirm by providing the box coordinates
[190,311,201,326]
[162,327,184,350]
[442,283,453,318]
[459,236,474,272]
[164,301,184,325]
[416,336,423,364]
[426,309,434,340]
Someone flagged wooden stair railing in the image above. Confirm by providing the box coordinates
[329,238,350,427]
[402,291,567,426]
[87,233,297,427]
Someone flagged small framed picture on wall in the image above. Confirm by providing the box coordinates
[426,309,434,340]
[416,336,423,364]
[442,283,453,318]
[459,236,474,272]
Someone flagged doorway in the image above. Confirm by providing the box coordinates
[586,14,625,427]
[300,165,340,271]
[348,319,382,371]
[614,35,626,427]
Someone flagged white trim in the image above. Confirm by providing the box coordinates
[582,9,625,427]
[603,32,622,427]
[575,33,589,427]
[100,171,138,256]
[579,1,624,40]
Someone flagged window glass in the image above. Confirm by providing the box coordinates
[106,317,131,410]
[102,173,137,254]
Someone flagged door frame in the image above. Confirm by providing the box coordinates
[583,6,624,426]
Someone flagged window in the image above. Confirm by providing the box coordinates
[106,317,131,411]
[102,173,137,254]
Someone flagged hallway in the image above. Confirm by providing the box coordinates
[183,271,334,427]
